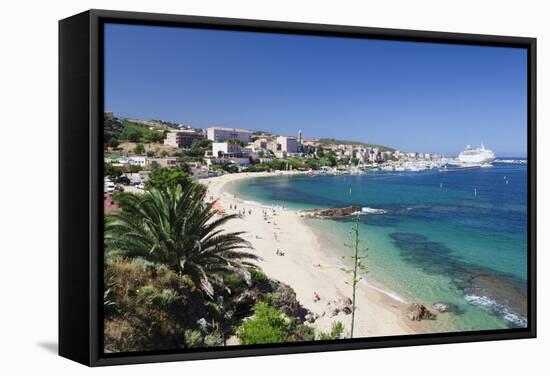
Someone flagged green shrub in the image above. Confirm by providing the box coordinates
[103,259,209,352]
[221,164,239,173]
[237,301,290,345]
[222,272,246,295]
[156,289,178,307]
[136,285,158,305]
[184,330,203,348]
[131,257,157,273]
[318,321,344,340]
[249,268,268,283]
[204,332,223,347]
[144,168,190,191]
[104,249,126,264]
[290,323,316,342]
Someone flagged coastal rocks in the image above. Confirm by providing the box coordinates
[270,282,309,320]
[406,303,436,321]
[325,297,353,317]
[235,278,312,323]
[304,206,363,219]
[305,312,320,323]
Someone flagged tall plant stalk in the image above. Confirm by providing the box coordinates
[343,213,368,339]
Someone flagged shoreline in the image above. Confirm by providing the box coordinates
[201,171,433,338]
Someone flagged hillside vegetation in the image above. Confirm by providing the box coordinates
[104,116,167,148]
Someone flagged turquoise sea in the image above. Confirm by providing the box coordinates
[232,162,528,333]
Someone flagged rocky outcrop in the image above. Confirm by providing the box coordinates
[406,303,436,321]
[305,312,320,323]
[270,282,309,320]
[236,277,312,323]
[325,297,353,317]
[304,206,362,219]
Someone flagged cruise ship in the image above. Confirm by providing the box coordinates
[458,144,495,164]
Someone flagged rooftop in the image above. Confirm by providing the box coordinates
[207,126,253,133]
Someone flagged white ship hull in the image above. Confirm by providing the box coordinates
[458,144,495,164]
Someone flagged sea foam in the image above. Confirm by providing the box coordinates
[361,207,388,215]
[464,294,527,328]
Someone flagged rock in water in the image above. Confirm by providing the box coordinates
[305,206,362,218]
[406,303,436,321]
[432,303,451,313]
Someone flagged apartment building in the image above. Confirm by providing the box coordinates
[164,129,204,148]
[206,127,253,143]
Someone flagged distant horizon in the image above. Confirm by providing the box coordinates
[104,24,528,157]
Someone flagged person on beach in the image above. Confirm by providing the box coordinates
[313,292,321,302]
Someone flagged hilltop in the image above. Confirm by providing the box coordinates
[316,138,395,152]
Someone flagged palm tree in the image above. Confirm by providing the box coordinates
[105,182,258,297]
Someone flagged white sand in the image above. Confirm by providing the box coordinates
[201,171,431,338]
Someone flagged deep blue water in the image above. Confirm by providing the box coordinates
[233,162,528,332]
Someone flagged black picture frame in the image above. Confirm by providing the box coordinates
[59,9,537,367]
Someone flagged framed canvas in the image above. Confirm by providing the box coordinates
[59,9,537,366]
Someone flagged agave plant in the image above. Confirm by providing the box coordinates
[105,182,258,297]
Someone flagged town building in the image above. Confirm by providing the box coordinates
[266,141,280,153]
[205,142,252,167]
[258,157,274,164]
[250,138,269,152]
[146,157,179,169]
[206,126,253,143]
[164,129,204,148]
[212,142,245,157]
[206,157,251,167]
[381,151,393,161]
[128,156,147,167]
[277,136,299,153]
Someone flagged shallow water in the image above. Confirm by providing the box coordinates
[233,163,528,332]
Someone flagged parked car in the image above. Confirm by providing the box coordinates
[104,181,115,193]
[137,182,145,190]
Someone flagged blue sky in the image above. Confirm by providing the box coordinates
[104,24,527,156]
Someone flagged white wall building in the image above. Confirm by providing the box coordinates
[212,142,243,157]
[128,156,147,167]
[206,127,253,143]
[276,136,299,153]
[206,157,250,167]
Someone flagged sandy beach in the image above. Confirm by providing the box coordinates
[201,171,432,338]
